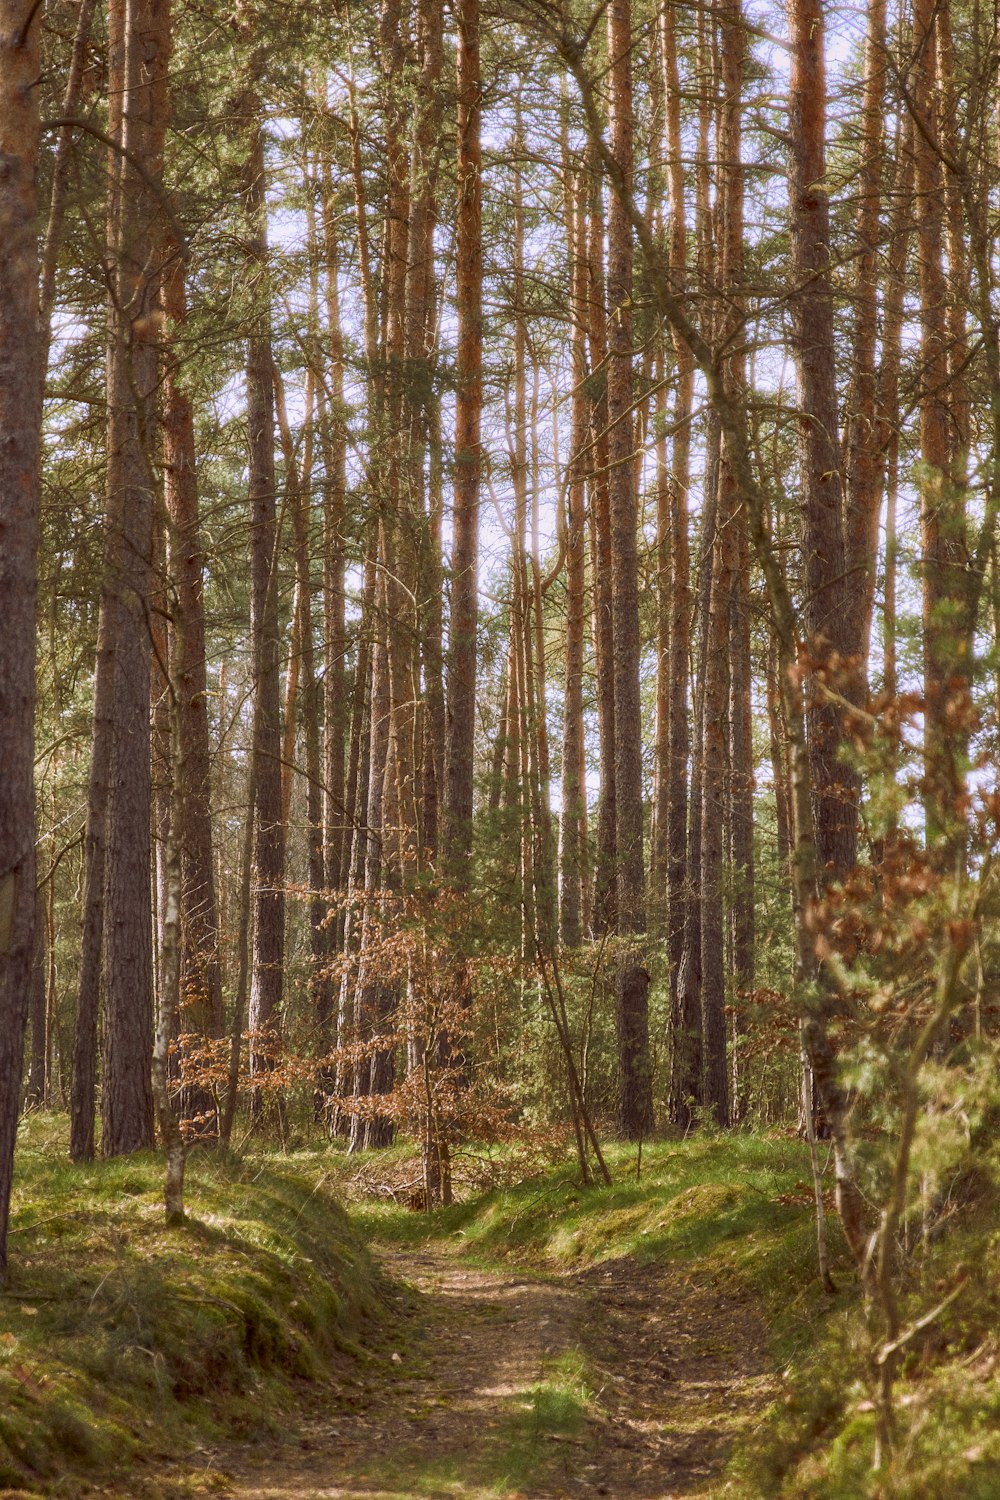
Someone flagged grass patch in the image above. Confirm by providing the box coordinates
[0,1114,388,1496]
[342,1134,844,1345]
[489,1346,594,1492]
[736,1173,1000,1499]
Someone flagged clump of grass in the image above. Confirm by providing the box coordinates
[489,1346,595,1492]
[1,1114,388,1495]
[358,1136,835,1311]
[731,1161,1000,1497]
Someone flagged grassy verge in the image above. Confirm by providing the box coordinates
[0,1115,388,1497]
[341,1133,843,1341]
[735,1164,1000,1500]
[332,1133,1000,1497]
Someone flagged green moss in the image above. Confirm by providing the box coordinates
[1,1116,387,1495]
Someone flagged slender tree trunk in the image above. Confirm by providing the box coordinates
[699,0,746,1128]
[38,0,99,357]
[443,0,483,881]
[911,0,969,830]
[152,554,187,1224]
[529,369,557,943]
[700,495,734,1127]
[319,158,348,910]
[669,419,720,1127]
[607,0,652,1140]
[559,169,588,946]
[788,0,859,883]
[510,131,532,941]
[842,0,887,677]
[275,369,327,1072]
[161,237,224,1132]
[586,157,617,935]
[27,886,47,1108]
[0,0,42,1276]
[350,570,395,1152]
[72,551,116,1158]
[766,633,792,873]
[875,119,913,749]
[71,0,126,1163]
[661,0,693,1003]
[406,0,446,866]
[244,112,286,1106]
[726,36,755,1105]
[101,0,168,1158]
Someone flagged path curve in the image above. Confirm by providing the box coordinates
[218,1244,776,1500]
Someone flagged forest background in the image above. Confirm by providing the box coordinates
[2,0,1000,1487]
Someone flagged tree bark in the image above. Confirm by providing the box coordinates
[101,0,169,1158]
[443,0,483,881]
[243,112,286,1104]
[842,0,887,677]
[788,0,859,883]
[559,168,588,946]
[607,0,652,1140]
[911,0,969,832]
[0,0,42,1276]
[161,236,224,1127]
[586,156,617,935]
[660,0,693,1004]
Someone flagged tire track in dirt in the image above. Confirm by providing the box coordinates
[215,1245,776,1500]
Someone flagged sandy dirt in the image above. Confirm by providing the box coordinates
[207,1241,776,1500]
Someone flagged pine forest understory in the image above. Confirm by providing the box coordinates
[7,0,1000,1492]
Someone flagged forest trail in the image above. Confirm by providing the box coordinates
[219,1241,776,1500]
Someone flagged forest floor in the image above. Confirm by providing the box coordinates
[218,1230,776,1500]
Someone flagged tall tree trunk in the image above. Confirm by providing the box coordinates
[788,0,859,883]
[698,0,745,1129]
[101,0,169,1158]
[71,3,133,1160]
[274,368,327,1075]
[842,0,888,677]
[876,122,913,712]
[0,0,42,1274]
[669,418,720,1127]
[725,0,754,1117]
[529,368,556,942]
[559,168,588,946]
[350,569,395,1152]
[911,0,969,832]
[586,156,617,935]
[161,237,224,1132]
[607,0,652,1140]
[319,156,348,908]
[406,0,445,864]
[443,0,483,879]
[651,357,670,898]
[26,886,47,1108]
[244,112,286,1105]
[510,129,534,946]
[660,0,693,1002]
[39,0,99,363]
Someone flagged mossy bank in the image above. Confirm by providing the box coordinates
[0,1116,388,1497]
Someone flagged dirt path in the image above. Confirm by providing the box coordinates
[216,1244,776,1500]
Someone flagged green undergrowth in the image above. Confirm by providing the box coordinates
[0,1114,388,1497]
[336,1133,1000,1497]
[733,1163,1000,1499]
[344,1134,842,1346]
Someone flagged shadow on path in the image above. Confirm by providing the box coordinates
[219,1244,776,1500]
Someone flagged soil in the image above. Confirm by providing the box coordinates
[206,1241,777,1500]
